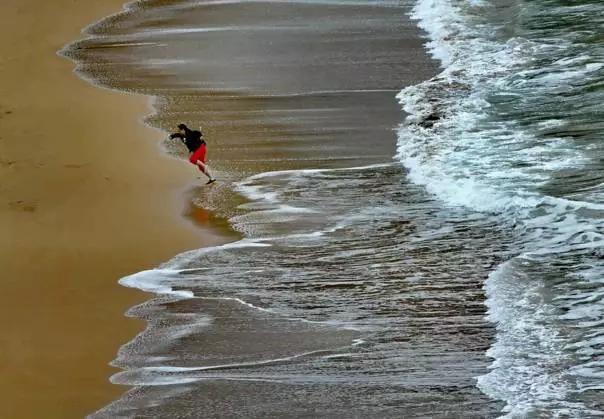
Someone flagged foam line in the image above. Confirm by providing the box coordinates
[139,348,335,374]
[162,239,272,270]
[243,162,397,181]
[201,297,274,314]
[119,270,193,298]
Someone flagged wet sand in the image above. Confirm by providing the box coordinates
[0,1,234,418]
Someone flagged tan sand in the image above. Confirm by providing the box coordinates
[0,1,233,418]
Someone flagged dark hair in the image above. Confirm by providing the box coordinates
[177,123,187,130]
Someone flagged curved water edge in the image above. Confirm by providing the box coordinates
[398,0,604,416]
[96,162,508,417]
[65,0,501,417]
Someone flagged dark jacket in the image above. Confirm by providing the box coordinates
[170,127,204,152]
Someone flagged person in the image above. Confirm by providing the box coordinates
[169,123,216,184]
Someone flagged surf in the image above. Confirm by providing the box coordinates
[398,0,604,416]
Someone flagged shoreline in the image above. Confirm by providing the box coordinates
[0,1,236,418]
[67,2,498,418]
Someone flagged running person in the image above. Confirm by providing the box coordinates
[169,123,216,184]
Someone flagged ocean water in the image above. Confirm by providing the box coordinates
[66,0,603,417]
[399,0,604,416]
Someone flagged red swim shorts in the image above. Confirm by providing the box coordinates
[189,143,207,164]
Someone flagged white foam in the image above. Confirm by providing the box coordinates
[409,0,459,66]
[477,260,574,417]
[119,270,193,299]
[202,297,274,314]
[139,348,332,374]
[161,239,271,270]
[244,163,395,182]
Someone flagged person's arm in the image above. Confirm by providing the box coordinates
[169,133,188,147]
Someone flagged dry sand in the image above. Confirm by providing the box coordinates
[0,1,232,417]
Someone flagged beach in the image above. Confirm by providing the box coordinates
[66,1,505,417]
[5,0,599,417]
[0,1,233,418]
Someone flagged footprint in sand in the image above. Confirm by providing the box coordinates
[8,200,37,213]
[0,108,13,119]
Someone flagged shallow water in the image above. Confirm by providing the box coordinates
[96,163,508,417]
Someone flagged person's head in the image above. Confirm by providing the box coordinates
[177,123,188,132]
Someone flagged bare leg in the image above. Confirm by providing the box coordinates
[195,160,214,181]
